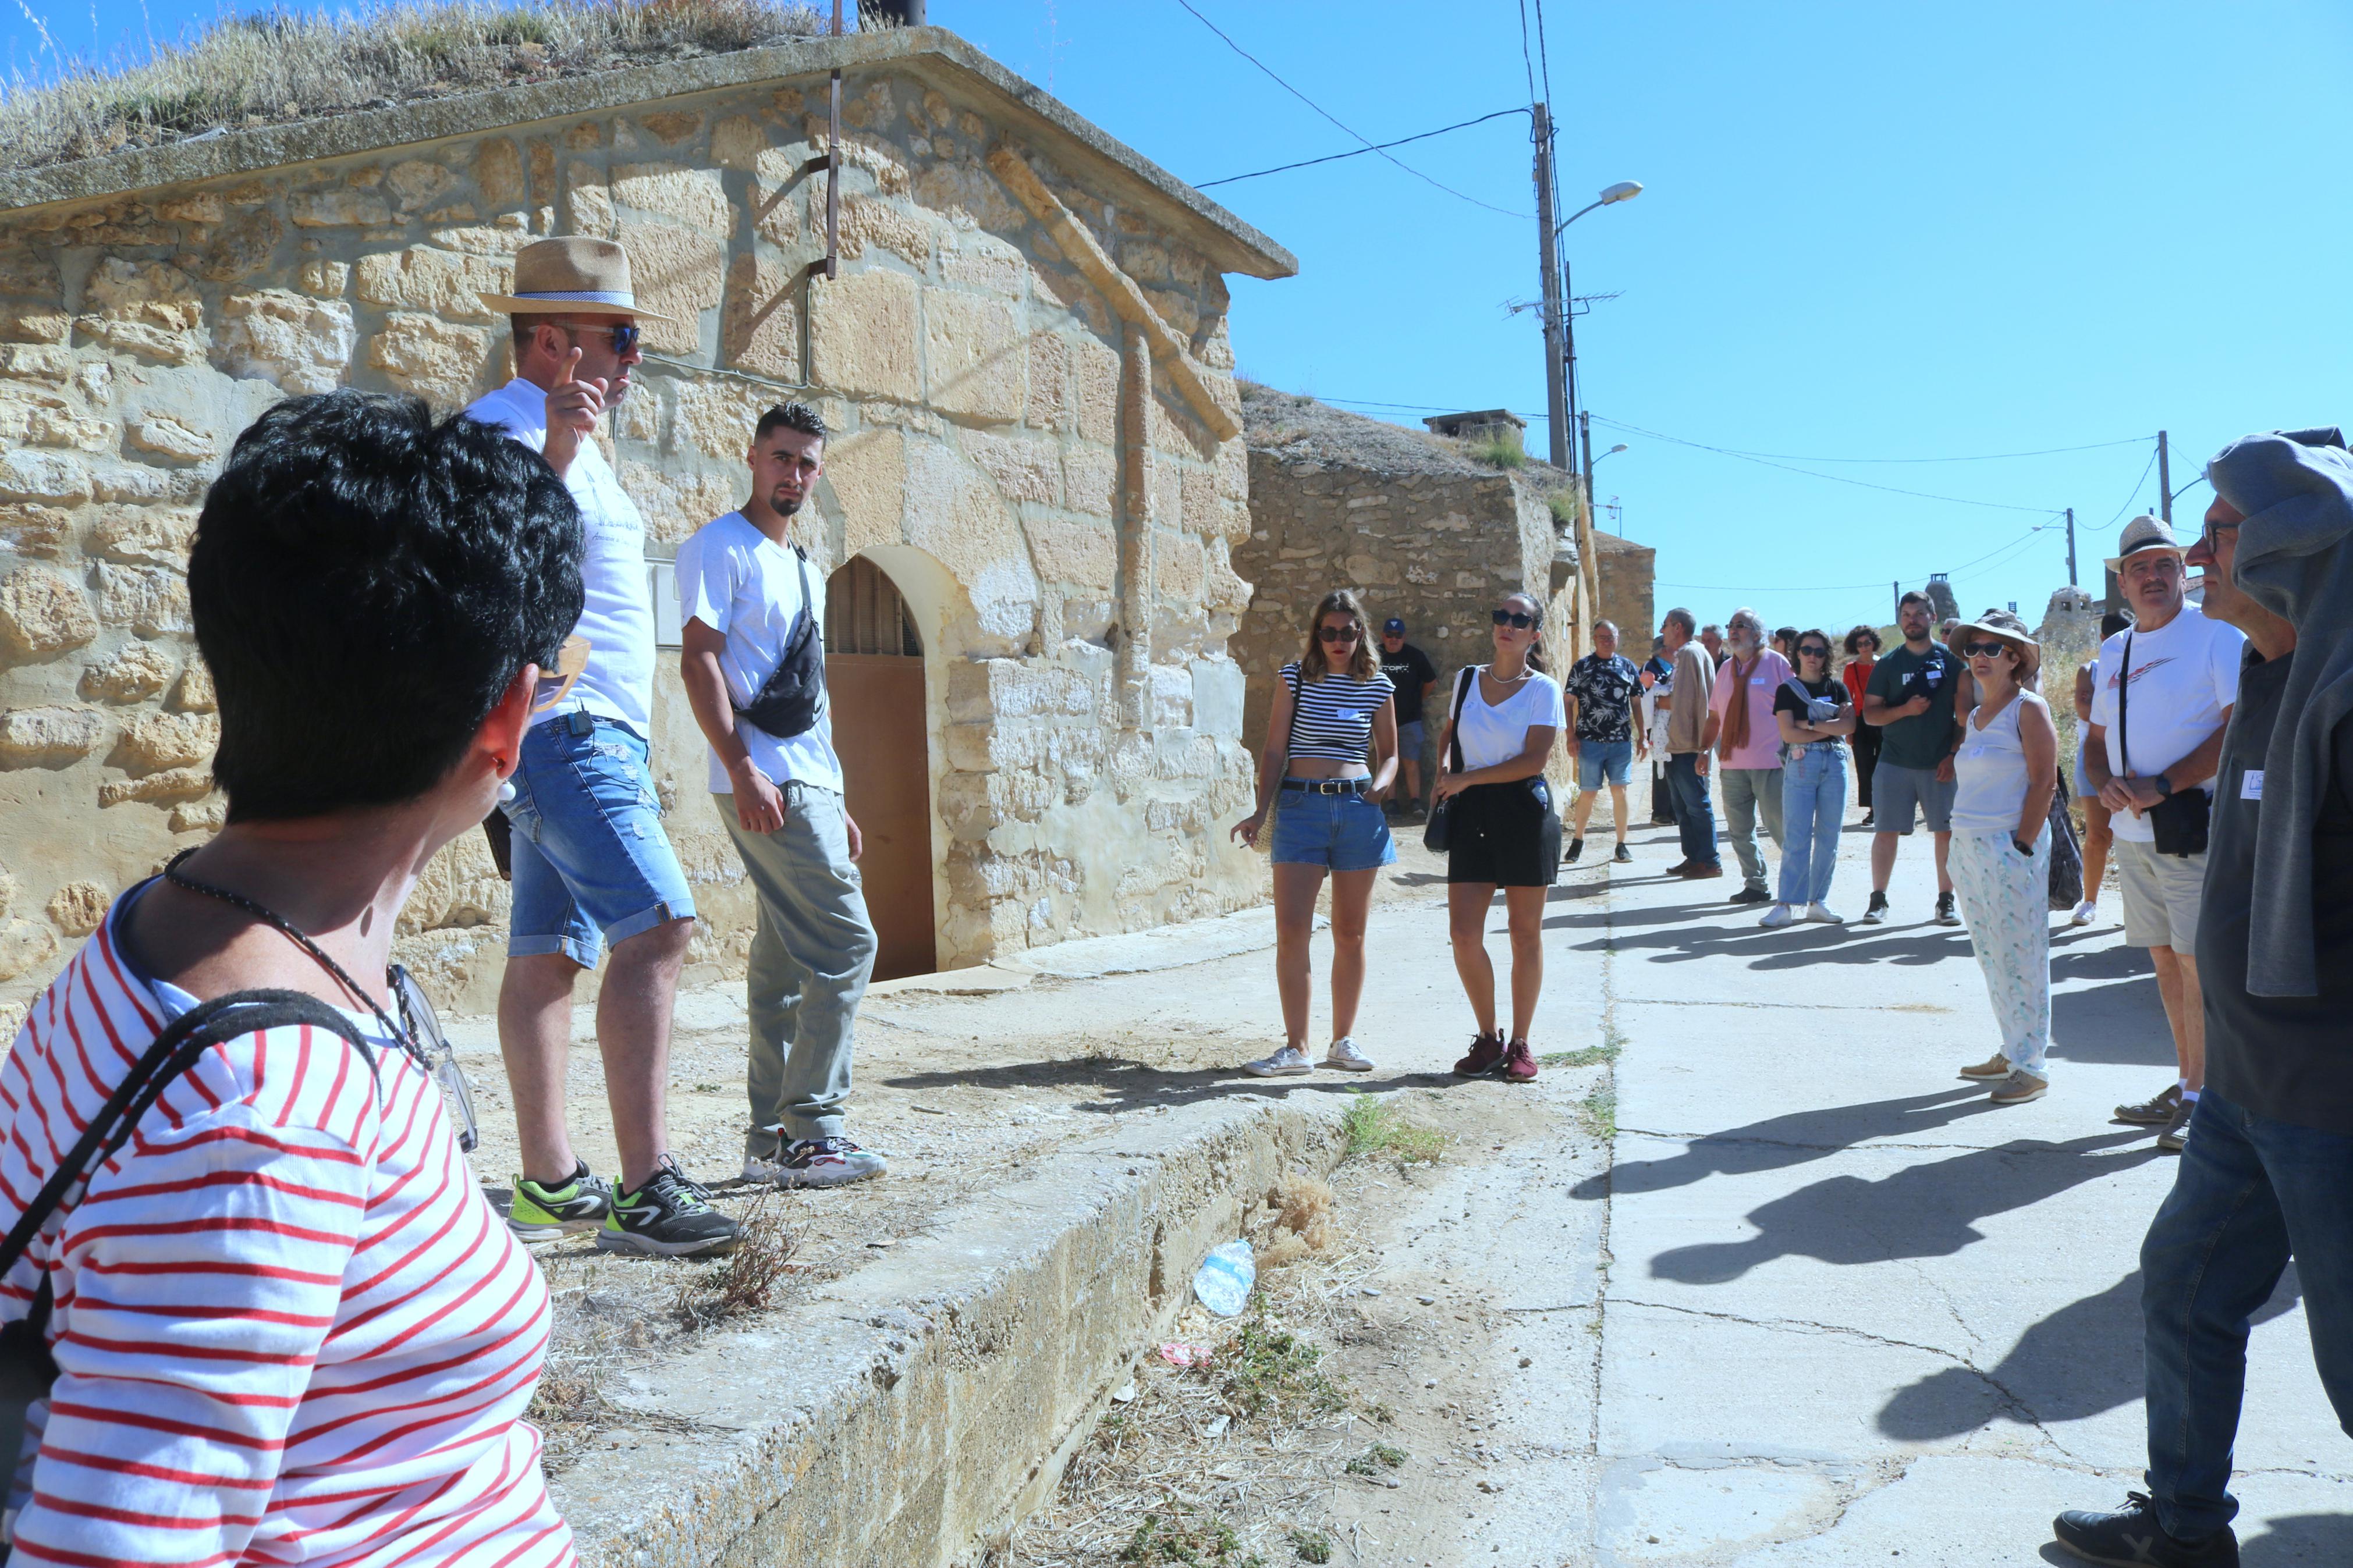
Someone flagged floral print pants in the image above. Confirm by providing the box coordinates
[1948,827,2052,1076]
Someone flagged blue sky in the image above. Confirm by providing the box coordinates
[12,0,2352,634]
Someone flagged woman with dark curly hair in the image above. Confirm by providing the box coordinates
[1843,624,1884,824]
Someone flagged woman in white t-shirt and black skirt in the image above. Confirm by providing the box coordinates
[1435,591,1567,1083]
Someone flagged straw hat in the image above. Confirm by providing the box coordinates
[478,236,675,320]
[2103,513,2185,572]
[1950,606,2040,683]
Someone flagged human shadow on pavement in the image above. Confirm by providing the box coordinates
[2051,978,2174,1066]
[1552,915,1976,969]
[1571,1086,1996,1201]
[1880,1265,2301,1440]
[1645,1130,2161,1285]
[881,1057,1462,1118]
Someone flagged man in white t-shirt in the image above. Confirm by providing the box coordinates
[466,236,734,1258]
[2084,514,2246,1152]
[676,403,885,1190]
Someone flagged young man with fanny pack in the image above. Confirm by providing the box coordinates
[676,403,886,1189]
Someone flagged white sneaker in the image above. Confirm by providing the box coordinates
[1804,902,1845,925]
[1243,1044,1312,1077]
[2070,899,2100,926]
[1758,903,1796,929]
[1321,1037,1376,1072]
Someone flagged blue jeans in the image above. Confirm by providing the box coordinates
[1776,744,1847,906]
[503,713,695,968]
[1270,785,1396,871]
[2141,1089,2353,1538]
[1665,753,1717,866]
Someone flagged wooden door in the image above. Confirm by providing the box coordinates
[826,559,935,980]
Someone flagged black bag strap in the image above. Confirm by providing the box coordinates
[1445,666,1479,773]
[2117,631,2133,777]
[0,990,372,1288]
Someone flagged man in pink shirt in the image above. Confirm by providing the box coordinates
[1703,608,1793,904]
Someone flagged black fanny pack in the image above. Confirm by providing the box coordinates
[0,992,370,1518]
[736,548,828,740]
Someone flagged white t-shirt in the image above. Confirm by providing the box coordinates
[673,510,843,795]
[463,378,655,737]
[2086,603,2245,844]
[1451,668,1567,771]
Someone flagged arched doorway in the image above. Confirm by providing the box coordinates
[826,555,936,980]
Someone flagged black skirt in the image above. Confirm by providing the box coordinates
[1445,778,1561,887]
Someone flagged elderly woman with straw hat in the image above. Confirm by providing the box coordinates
[1946,608,2061,1105]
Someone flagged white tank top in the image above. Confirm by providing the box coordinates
[1953,692,2036,833]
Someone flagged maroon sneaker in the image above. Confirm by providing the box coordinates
[1502,1040,1539,1082]
[1453,1032,1505,1077]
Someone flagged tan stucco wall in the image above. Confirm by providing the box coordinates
[0,54,1271,1022]
[1592,529,1657,648]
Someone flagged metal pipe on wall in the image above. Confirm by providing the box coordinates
[1118,323,1156,730]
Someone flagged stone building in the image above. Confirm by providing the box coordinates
[0,26,1295,1016]
[1591,528,1656,646]
[1231,386,1584,779]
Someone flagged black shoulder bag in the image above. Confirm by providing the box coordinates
[2118,631,2212,858]
[736,548,828,740]
[0,991,371,1509]
[1423,666,1480,854]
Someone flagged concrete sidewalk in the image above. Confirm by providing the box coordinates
[1578,809,2350,1565]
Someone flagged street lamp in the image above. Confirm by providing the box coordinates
[1593,442,1629,464]
[1557,180,1643,236]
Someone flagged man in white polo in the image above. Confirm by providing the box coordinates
[2084,514,2246,1154]
[468,236,736,1257]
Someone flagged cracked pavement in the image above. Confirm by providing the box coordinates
[1556,812,2351,1565]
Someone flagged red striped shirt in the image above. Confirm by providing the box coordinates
[0,894,574,1568]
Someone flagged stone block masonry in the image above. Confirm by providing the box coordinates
[0,27,1296,1018]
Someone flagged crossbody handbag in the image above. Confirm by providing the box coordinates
[1248,665,1305,857]
[0,991,373,1542]
[737,547,828,739]
[1423,666,1479,854]
[2118,631,2212,858]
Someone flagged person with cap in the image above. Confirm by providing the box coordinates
[1378,616,1439,817]
[1562,618,1644,863]
[2082,514,2246,1155]
[2053,430,2353,1568]
[467,236,737,1256]
[1943,609,2059,1105]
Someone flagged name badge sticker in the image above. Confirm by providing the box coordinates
[2242,770,2265,801]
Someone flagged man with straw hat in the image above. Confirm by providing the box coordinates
[2082,514,2246,1155]
[466,236,737,1258]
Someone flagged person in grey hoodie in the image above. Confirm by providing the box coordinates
[2054,428,2353,1568]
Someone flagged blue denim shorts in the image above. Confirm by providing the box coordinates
[1397,719,1428,755]
[502,713,696,967]
[1270,784,1396,871]
[1577,738,1635,789]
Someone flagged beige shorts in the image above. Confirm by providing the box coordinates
[2115,838,2205,952]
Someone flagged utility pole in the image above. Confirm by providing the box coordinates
[2157,429,2171,524]
[2064,507,2077,588]
[1531,103,1569,470]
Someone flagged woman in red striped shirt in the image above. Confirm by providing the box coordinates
[0,392,585,1568]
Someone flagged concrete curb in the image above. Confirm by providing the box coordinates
[558,1086,1354,1568]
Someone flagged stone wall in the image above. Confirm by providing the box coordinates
[1592,529,1656,648]
[0,35,1287,1019]
[1232,389,1578,790]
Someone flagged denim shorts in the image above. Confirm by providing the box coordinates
[1577,737,1634,789]
[1397,719,1428,755]
[1270,784,1396,871]
[502,712,696,968]
[1872,760,1957,835]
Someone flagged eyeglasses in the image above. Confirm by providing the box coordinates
[1959,640,2011,659]
[2196,519,2242,553]
[390,964,478,1153]
[531,634,591,712]
[553,321,641,356]
[1317,625,1361,643]
[1491,609,1536,629]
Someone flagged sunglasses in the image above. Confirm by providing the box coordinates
[1492,609,1536,630]
[531,634,591,712]
[391,964,478,1153]
[1959,640,2012,659]
[1317,625,1361,643]
[556,321,641,356]
[1797,645,1832,660]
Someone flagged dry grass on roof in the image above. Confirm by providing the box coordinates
[1238,379,1580,499]
[0,0,824,172]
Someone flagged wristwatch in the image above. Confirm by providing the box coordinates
[2153,773,2175,798]
[2012,837,2034,857]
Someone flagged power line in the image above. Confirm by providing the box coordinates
[1195,107,1527,190]
[1593,433,2153,465]
[1169,0,1530,219]
[1653,518,2061,598]
[2102,445,2161,529]
[1514,0,1538,108]
[1592,416,2067,515]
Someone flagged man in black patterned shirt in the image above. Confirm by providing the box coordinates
[1563,620,1645,864]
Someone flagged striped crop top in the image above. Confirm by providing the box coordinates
[1280,662,1396,765]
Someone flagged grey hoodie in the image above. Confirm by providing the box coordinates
[2206,430,2353,998]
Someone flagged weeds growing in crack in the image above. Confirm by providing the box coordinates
[1339,1090,1447,1165]
[1578,1088,1619,1140]
[672,1195,798,1328]
[1541,1039,1623,1068]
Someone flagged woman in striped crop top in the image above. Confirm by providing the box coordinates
[1231,589,1399,1078]
[0,394,580,1568]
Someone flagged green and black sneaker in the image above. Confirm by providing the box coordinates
[506,1161,614,1242]
[595,1154,740,1257]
